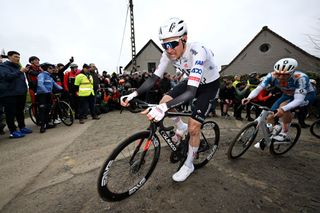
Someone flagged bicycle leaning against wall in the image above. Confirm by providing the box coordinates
[97,98,220,202]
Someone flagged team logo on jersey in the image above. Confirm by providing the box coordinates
[195,60,204,65]
[191,68,202,74]
[189,76,201,82]
[190,49,198,55]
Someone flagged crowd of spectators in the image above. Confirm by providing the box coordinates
[1,50,319,138]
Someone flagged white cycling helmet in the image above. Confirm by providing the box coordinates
[310,79,317,85]
[274,58,298,74]
[159,17,187,40]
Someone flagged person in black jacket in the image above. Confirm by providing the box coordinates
[0,51,32,138]
[159,72,172,96]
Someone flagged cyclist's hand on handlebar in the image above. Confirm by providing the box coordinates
[120,91,138,107]
[242,98,251,105]
[141,103,168,122]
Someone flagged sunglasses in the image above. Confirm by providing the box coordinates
[274,72,290,76]
[161,39,180,50]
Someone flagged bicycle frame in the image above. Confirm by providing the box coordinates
[147,112,192,152]
[254,109,273,145]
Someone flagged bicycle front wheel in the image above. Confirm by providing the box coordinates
[227,122,258,160]
[97,131,161,202]
[310,119,320,139]
[57,101,74,126]
[193,121,220,169]
[270,123,301,155]
[28,103,39,126]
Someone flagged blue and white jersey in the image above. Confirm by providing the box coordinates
[260,71,314,96]
[154,42,220,88]
[248,70,315,111]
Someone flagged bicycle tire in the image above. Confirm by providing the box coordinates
[194,121,220,169]
[227,121,258,160]
[270,123,301,155]
[176,121,220,170]
[28,103,40,126]
[97,131,161,202]
[57,101,74,126]
[310,119,320,139]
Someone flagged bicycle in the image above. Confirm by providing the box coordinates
[97,98,220,201]
[227,102,301,159]
[310,119,320,139]
[29,93,74,126]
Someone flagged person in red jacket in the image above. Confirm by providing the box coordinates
[64,63,80,118]
[26,56,42,105]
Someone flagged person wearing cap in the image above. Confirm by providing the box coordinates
[64,63,80,118]
[0,51,33,138]
[74,64,100,124]
[37,63,63,133]
[26,56,42,105]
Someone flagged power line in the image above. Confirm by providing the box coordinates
[117,3,129,72]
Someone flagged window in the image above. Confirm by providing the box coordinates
[148,62,156,73]
[259,43,271,53]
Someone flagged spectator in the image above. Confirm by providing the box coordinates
[232,75,241,88]
[233,82,250,120]
[0,51,32,138]
[26,56,42,105]
[246,72,260,121]
[0,52,6,134]
[159,72,172,96]
[74,64,100,124]
[37,63,63,133]
[64,63,80,118]
[219,80,235,118]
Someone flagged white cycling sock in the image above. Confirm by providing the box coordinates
[171,117,187,130]
[184,144,198,168]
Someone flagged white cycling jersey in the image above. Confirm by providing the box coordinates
[154,42,220,88]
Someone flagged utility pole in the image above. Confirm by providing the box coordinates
[129,0,137,74]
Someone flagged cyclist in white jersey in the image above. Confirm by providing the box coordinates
[121,17,220,182]
[242,58,316,144]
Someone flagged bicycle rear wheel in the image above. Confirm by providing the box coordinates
[28,103,39,126]
[57,101,74,126]
[310,119,320,139]
[227,122,258,160]
[193,121,220,169]
[270,123,301,155]
[97,131,161,202]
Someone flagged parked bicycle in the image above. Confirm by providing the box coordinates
[97,98,220,201]
[28,93,74,126]
[310,119,320,139]
[227,102,301,159]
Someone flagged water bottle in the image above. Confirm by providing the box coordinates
[266,123,273,134]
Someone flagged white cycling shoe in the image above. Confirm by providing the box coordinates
[273,132,289,142]
[254,142,261,149]
[172,164,194,182]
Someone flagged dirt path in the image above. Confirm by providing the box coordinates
[0,111,319,213]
